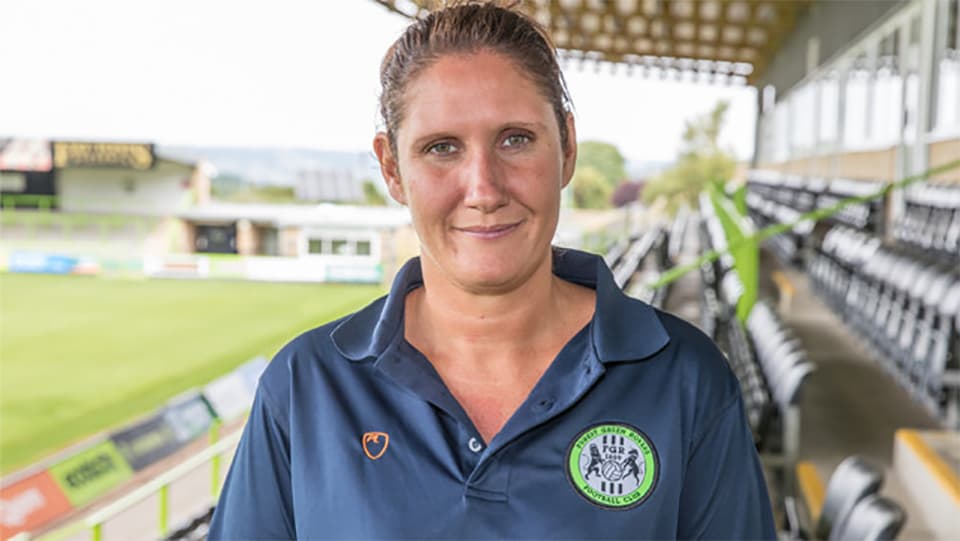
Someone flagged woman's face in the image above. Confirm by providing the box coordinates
[375,51,576,295]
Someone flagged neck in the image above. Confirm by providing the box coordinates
[405,253,587,372]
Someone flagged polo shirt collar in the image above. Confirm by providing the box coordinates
[331,248,670,364]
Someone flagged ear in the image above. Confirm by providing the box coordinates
[561,113,577,189]
[373,132,407,205]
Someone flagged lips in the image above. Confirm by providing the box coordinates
[455,221,523,239]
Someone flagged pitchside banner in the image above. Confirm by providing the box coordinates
[203,371,255,421]
[163,391,216,443]
[0,471,73,539]
[48,441,133,507]
[235,356,268,395]
[109,413,185,471]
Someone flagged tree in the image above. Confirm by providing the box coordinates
[572,166,613,209]
[362,180,387,206]
[570,141,627,209]
[611,181,644,207]
[642,101,736,214]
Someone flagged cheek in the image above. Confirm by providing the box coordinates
[401,166,461,224]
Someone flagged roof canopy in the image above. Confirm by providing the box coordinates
[373,0,811,85]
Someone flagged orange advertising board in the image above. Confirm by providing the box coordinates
[0,471,73,539]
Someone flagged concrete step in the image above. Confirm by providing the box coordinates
[891,429,960,539]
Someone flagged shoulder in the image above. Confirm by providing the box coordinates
[651,309,742,436]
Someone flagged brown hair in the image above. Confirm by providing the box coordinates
[378,1,573,153]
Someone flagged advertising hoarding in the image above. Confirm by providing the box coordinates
[203,371,254,421]
[48,441,133,507]
[163,392,216,443]
[0,471,73,538]
[109,414,185,471]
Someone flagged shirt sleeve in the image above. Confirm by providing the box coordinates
[676,393,777,540]
[208,385,296,540]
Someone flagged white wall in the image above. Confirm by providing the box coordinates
[58,159,194,215]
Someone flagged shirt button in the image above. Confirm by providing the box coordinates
[468,437,483,453]
[536,398,555,411]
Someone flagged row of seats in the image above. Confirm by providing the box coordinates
[746,190,812,264]
[809,226,960,427]
[748,170,886,234]
[747,302,816,427]
[893,181,960,259]
[606,226,671,308]
[697,202,814,456]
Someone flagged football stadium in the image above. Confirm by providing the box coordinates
[1,0,958,539]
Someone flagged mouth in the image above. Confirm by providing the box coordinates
[455,220,523,239]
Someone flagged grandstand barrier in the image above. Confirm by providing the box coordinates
[0,357,265,539]
[27,430,244,541]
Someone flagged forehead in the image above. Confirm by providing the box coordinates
[398,51,557,139]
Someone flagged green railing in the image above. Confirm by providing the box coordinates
[22,421,238,541]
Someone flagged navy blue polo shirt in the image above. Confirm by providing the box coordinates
[209,248,776,539]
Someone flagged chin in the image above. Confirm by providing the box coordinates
[451,255,540,293]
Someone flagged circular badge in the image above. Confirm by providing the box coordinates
[566,422,659,510]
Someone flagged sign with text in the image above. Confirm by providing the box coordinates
[235,357,269,396]
[203,371,254,421]
[52,142,154,170]
[109,414,185,471]
[0,471,73,538]
[8,252,78,274]
[163,392,215,443]
[48,441,133,507]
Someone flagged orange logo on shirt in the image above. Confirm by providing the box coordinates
[362,432,390,460]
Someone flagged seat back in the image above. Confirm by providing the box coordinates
[828,494,906,541]
[814,456,884,540]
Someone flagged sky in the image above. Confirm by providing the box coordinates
[0,0,757,164]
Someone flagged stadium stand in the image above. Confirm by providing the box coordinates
[697,207,815,487]
[894,182,960,260]
[608,225,671,309]
[809,226,960,428]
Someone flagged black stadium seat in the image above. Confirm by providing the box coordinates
[828,494,906,541]
[815,456,884,541]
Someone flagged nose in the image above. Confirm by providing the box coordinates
[462,148,508,212]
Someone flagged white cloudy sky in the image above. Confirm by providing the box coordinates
[0,0,757,163]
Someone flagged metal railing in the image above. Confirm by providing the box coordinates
[16,423,241,541]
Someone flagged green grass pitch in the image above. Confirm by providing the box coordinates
[0,273,384,475]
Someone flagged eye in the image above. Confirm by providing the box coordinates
[502,133,533,148]
[425,141,458,155]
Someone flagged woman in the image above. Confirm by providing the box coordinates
[209,3,776,539]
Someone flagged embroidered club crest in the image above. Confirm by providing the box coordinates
[362,432,389,460]
[566,422,659,510]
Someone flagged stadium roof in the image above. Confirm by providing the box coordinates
[373,0,812,85]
